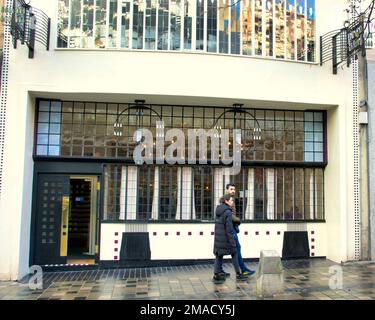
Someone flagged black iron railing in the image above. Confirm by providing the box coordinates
[10,0,50,58]
[320,0,374,74]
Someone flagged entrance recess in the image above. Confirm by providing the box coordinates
[33,174,99,265]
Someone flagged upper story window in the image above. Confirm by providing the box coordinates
[57,0,316,62]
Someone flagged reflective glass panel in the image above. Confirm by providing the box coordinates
[196,0,205,50]
[133,0,145,49]
[254,0,262,55]
[296,0,305,61]
[82,0,94,48]
[265,0,273,57]
[170,0,182,50]
[158,0,169,50]
[95,0,107,48]
[207,0,218,52]
[307,0,315,61]
[286,0,295,59]
[144,0,157,49]
[242,0,252,55]
[108,0,118,48]
[275,0,285,58]
[219,0,229,53]
[120,0,131,48]
[230,0,240,54]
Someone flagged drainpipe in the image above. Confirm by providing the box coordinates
[358,51,370,261]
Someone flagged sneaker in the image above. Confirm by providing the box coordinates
[242,270,256,276]
[212,273,226,283]
[218,271,230,278]
[236,273,248,281]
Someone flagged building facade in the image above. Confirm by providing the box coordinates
[0,0,363,280]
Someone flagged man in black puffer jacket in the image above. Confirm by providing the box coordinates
[213,194,248,283]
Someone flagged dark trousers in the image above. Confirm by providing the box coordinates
[232,231,251,272]
[214,251,241,274]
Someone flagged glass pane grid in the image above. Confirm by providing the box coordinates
[102,165,324,222]
[36,100,326,164]
[57,0,316,62]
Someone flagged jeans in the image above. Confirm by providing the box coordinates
[214,251,241,274]
[232,231,250,272]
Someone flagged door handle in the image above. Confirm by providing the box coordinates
[60,196,70,257]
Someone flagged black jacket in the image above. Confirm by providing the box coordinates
[213,203,237,256]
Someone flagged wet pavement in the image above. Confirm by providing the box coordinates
[1,259,375,300]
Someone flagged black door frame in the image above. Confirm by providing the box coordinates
[30,161,103,266]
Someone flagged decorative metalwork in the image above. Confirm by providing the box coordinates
[10,0,50,58]
[320,0,375,74]
[114,100,162,140]
[212,104,262,141]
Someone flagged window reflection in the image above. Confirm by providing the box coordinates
[230,0,240,54]
[57,0,316,62]
[275,0,285,58]
[196,0,205,50]
[254,168,264,220]
[207,0,218,52]
[82,0,94,48]
[133,0,145,49]
[254,0,262,55]
[145,0,157,49]
[265,0,273,57]
[159,167,178,220]
[286,0,295,59]
[57,0,69,48]
[296,0,305,61]
[138,166,155,220]
[242,0,252,55]
[37,100,326,164]
[307,0,315,62]
[194,167,213,220]
[70,0,81,48]
[184,0,194,50]
[120,0,131,48]
[219,0,229,53]
[170,0,182,50]
[108,0,118,48]
[158,0,169,50]
[96,0,107,48]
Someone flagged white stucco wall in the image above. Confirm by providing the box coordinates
[0,0,358,280]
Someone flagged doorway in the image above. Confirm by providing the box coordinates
[33,174,99,266]
[67,177,98,264]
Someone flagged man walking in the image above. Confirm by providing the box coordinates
[225,183,255,276]
[213,194,248,283]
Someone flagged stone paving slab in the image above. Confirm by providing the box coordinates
[1,259,375,300]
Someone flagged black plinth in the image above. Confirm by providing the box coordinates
[282,231,310,259]
[120,232,151,261]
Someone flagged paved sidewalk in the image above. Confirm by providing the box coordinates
[1,259,375,300]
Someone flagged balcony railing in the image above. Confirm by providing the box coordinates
[10,0,50,58]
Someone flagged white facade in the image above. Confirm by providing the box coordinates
[0,0,361,280]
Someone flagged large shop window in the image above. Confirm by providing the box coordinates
[103,165,324,221]
[35,100,326,163]
[57,0,316,62]
[36,100,326,222]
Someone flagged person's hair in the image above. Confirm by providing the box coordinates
[226,183,235,190]
[220,194,233,203]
